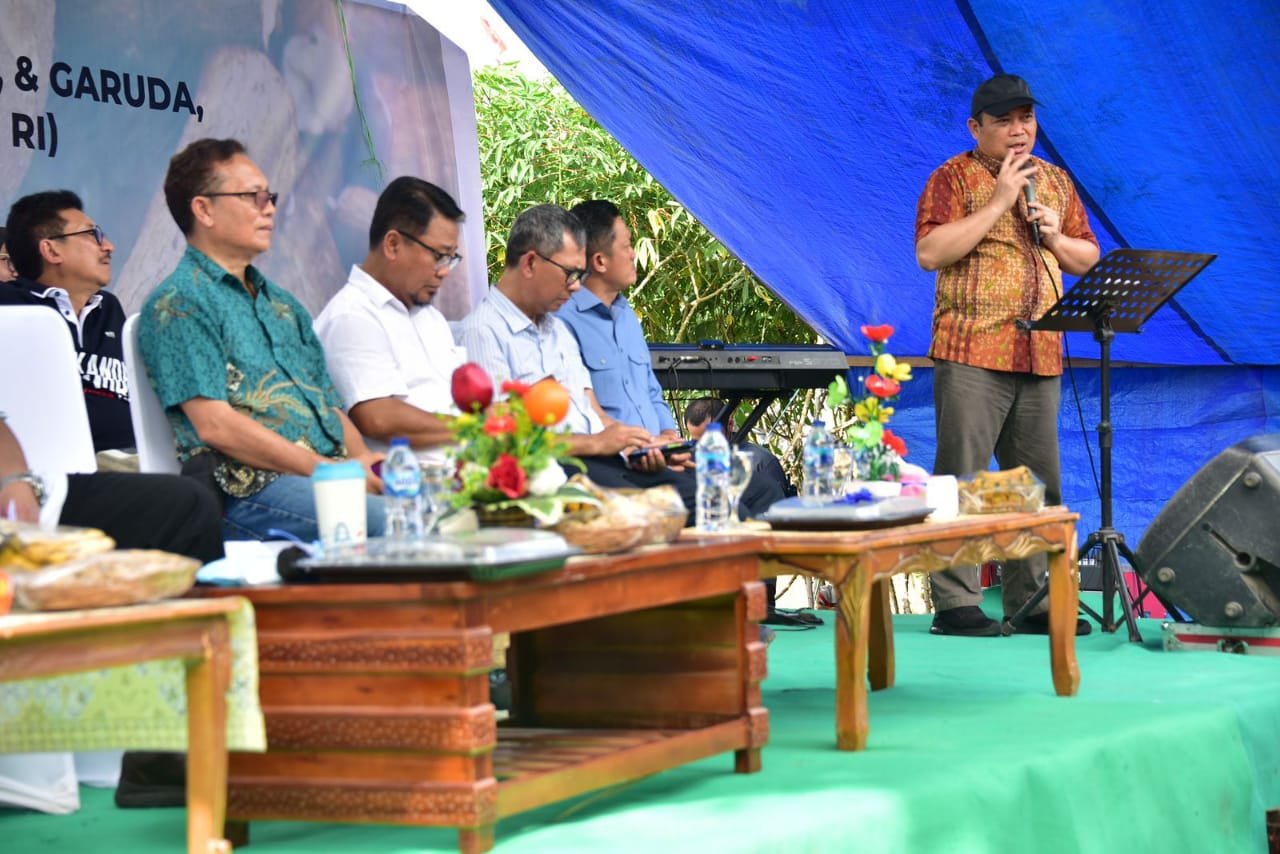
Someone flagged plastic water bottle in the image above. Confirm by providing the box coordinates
[695,422,731,531]
[382,437,424,549]
[802,420,835,503]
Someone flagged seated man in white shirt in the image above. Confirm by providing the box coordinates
[314,177,467,460]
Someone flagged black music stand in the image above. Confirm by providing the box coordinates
[1004,248,1215,642]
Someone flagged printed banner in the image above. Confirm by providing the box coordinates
[0,0,485,319]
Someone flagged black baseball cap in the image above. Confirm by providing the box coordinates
[970,74,1040,119]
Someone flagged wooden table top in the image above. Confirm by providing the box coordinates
[202,535,764,606]
[0,596,244,640]
[758,508,1078,555]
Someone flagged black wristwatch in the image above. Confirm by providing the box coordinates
[0,471,46,506]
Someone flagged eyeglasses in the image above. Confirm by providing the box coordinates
[49,225,108,246]
[535,252,587,285]
[394,228,462,272]
[201,189,279,211]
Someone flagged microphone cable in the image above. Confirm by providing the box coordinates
[1028,241,1102,506]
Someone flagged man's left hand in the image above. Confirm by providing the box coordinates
[352,451,385,494]
[0,481,40,523]
[625,446,667,473]
[1028,202,1061,243]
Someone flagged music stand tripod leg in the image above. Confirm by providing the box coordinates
[1002,573,1050,636]
[1107,535,1145,642]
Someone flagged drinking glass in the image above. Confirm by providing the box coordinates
[831,443,855,497]
[419,459,455,536]
[727,447,755,526]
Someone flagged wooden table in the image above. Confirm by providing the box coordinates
[0,598,242,854]
[193,536,768,853]
[759,508,1080,751]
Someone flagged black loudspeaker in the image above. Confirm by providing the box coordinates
[1136,434,1280,627]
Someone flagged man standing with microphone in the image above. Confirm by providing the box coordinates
[915,73,1100,637]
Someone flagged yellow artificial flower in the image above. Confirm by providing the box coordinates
[875,353,913,382]
[854,398,879,421]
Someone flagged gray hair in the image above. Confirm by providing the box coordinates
[504,204,585,268]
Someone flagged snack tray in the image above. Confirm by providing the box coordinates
[282,529,580,583]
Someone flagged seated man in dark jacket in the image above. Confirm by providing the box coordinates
[1,191,134,453]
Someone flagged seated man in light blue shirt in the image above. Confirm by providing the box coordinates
[555,200,686,456]
[456,204,697,504]
[556,200,786,519]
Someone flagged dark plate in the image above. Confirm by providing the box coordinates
[759,496,933,531]
[279,529,580,583]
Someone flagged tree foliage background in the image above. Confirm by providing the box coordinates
[473,65,816,346]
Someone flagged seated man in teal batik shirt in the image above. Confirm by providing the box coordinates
[139,138,385,542]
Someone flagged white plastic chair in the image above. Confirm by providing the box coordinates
[0,306,101,812]
[122,313,179,474]
[0,306,96,475]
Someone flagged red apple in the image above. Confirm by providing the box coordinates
[451,362,494,412]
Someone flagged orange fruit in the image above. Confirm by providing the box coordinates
[524,378,571,426]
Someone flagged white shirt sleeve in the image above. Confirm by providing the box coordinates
[315,308,408,409]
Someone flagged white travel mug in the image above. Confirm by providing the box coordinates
[311,460,368,550]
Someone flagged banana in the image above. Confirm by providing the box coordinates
[0,526,116,571]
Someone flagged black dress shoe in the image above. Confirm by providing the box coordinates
[114,751,186,808]
[1013,612,1093,636]
[929,606,1001,637]
[489,669,512,712]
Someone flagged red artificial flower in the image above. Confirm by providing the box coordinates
[501,380,530,396]
[483,414,517,436]
[486,453,527,499]
[860,324,894,344]
[865,375,901,398]
[882,428,907,457]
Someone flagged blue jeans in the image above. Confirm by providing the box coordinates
[223,474,387,542]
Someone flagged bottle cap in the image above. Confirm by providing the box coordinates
[311,459,365,481]
[390,436,410,447]
[813,420,826,428]
[707,423,722,432]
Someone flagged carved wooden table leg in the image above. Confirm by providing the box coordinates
[867,578,894,692]
[185,621,231,854]
[834,557,871,751]
[1047,532,1081,696]
[459,824,495,854]
[735,580,769,774]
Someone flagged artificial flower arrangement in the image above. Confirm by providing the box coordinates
[826,324,912,482]
[447,363,596,525]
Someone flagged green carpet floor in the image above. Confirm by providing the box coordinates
[5,599,1279,853]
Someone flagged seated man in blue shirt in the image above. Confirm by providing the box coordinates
[556,200,786,518]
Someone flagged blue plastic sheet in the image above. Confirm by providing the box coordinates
[490,0,1280,539]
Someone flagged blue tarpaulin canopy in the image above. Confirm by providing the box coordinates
[490,0,1279,544]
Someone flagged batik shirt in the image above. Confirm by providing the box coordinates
[915,149,1098,376]
[139,245,346,497]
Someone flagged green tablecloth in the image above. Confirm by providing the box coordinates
[0,599,265,753]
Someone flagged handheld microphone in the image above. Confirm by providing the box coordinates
[1024,176,1042,245]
